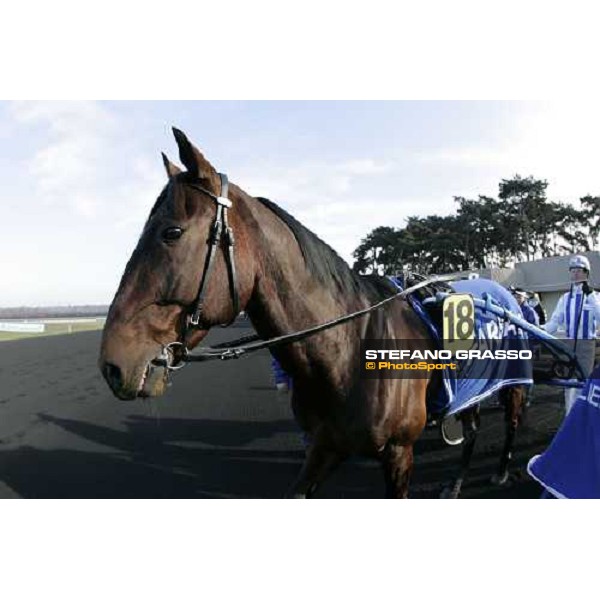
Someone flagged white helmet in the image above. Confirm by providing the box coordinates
[569,255,591,272]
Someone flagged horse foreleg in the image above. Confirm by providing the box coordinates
[285,434,345,499]
[491,386,524,486]
[381,443,414,499]
[440,407,480,499]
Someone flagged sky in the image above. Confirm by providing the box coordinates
[2,100,600,306]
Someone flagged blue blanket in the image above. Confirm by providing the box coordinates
[444,279,533,415]
[392,277,533,416]
[527,364,600,498]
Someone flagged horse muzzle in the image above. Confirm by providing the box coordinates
[100,354,171,400]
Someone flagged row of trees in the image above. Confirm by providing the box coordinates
[352,175,600,276]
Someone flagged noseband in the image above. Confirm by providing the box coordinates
[186,172,240,330]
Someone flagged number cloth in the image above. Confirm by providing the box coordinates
[528,363,600,498]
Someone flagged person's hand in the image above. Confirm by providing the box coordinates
[582,281,593,295]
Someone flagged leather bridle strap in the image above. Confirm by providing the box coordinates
[188,173,240,328]
[221,193,240,325]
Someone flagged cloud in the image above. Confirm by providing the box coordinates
[509,102,600,201]
[1,101,169,304]
[233,157,392,236]
[409,102,600,203]
[236,156,391,199]
[9,100,166,229]
[10,101,119,218]
[231,156,452,264]
[414,147,513,168]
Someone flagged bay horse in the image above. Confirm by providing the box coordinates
[98,128,524,498]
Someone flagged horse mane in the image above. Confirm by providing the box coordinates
[255,196,394,302]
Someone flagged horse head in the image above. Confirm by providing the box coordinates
[99,128,256,400]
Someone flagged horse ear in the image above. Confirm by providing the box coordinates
[161,152,181,179]
[172,127,217,182]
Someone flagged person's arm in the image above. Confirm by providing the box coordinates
[535,303,547,325]
[581,289,600,339]
[583,286,600,322]
[530,306,539,326]
[521,305,538,326]
[545,295,564,334]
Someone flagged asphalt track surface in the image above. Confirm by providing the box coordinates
[0,324,563,499]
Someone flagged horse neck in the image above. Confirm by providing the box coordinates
[234,189,365,344]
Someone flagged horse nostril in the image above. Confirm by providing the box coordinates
[102,362,123,390]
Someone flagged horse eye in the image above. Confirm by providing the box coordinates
[162,227,183,242]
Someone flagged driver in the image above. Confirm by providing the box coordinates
[545,255,600,415]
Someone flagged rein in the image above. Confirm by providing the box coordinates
[154,273,458,370]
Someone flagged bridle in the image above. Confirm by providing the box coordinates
[153,172,239,371]
[185,172,240,331]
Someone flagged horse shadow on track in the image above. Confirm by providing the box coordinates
[0,413,384,499]
[0,404,554,499]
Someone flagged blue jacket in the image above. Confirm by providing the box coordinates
[519,302,539,326]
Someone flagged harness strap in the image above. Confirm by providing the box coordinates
[222,196,240,326]
[189,204,224,326]
[188,173,240,328]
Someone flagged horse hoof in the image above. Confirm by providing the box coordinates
[490,472,509,486]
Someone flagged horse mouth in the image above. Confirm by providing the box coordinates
[136,359,170,398]
[137,363,151,396]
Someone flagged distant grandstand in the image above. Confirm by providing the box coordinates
[0,305,109,319]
